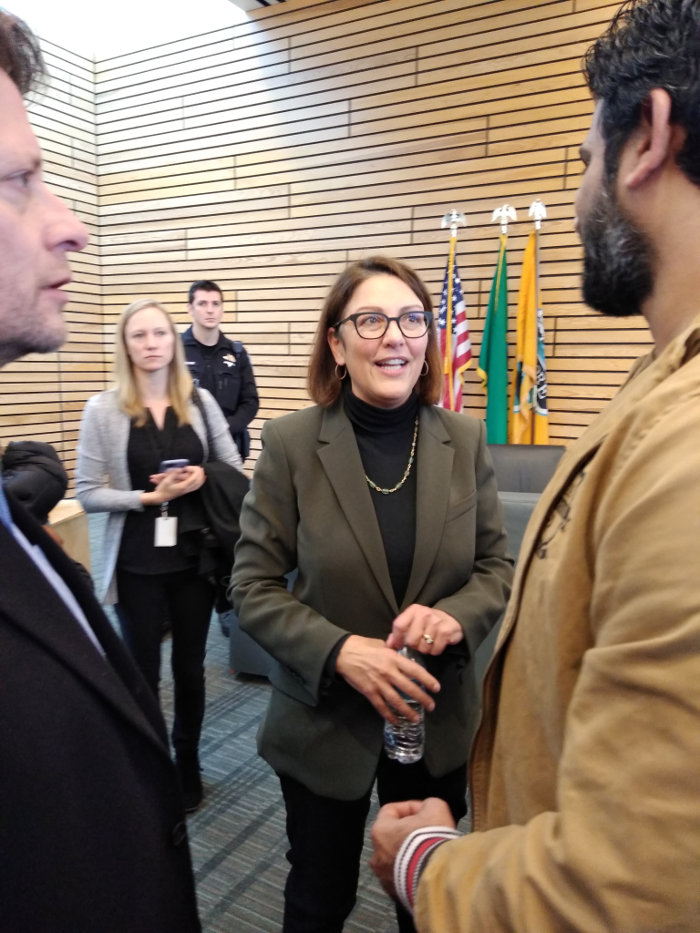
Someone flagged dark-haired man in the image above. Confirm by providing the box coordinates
[371,1,700,929]
[183,279,259,461]
[0,11,200,931]
[183,280,258,637]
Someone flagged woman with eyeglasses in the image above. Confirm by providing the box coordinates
[231,256,512,933]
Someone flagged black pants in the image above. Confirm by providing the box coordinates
[115,566,214,756]
[279,753,468,933]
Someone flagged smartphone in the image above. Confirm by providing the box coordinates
[159,458,190,471]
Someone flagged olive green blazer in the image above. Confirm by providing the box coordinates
[232,402,512,800]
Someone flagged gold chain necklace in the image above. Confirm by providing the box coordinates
[364,416,419,496]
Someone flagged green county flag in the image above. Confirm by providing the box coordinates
[478,233,509,443]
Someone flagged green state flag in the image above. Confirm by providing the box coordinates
[477,233,509,443]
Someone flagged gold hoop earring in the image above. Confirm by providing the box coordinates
[335,363,347,381]
[421,360,429,377]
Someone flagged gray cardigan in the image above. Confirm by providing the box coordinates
[76,387,243,604]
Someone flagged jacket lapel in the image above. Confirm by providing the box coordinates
[316,405,455,614]
[317,405,397,612]
[1,502,170,757]
[403,406,454,606]
[495,340,689,654]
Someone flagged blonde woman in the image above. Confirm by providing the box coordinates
[77,299,242,811]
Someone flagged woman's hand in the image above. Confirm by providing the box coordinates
[141,465,206,506]
[387,604,464,656]
[335,634,440,723]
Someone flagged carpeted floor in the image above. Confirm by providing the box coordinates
[88,514,398,932]
[174,628,397,933]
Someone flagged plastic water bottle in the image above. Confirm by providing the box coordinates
[383,647,425,764]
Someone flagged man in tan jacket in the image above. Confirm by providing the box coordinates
[370,1,700,930]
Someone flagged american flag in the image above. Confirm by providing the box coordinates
[437,256,472,411]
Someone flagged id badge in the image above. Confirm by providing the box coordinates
[155,515,178,547]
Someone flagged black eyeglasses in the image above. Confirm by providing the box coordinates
[333,310,433,339]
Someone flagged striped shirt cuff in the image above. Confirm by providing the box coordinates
[394,826,462,914]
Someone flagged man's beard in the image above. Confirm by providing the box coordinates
[580,177,654,317]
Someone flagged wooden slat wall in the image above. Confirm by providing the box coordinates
[1,0,653,481]
[96,0,651,463]
[0,40,102,479]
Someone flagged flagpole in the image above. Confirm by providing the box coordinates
[477,205,515,443]
[447,236,455,409]
[490,203,515,342]
[491,206,516,391]
[529,198,548,444]
[492,204,516,429]
[441,210,466,410]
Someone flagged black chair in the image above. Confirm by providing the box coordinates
[488,443,565,495]
[474,442,566,688]
[488,443,565,560]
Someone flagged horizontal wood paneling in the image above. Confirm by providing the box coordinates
[2,0,651,484]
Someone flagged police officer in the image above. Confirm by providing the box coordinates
[182,280,258,461]
[182,280,257,636]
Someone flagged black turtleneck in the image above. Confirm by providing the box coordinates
[344,386,419,605]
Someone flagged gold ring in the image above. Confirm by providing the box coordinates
[422,634,434,645]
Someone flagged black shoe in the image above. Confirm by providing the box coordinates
[176,754,203,813]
